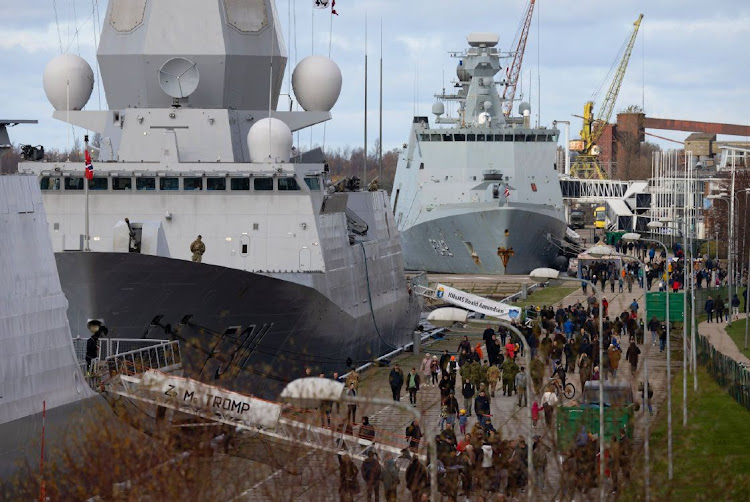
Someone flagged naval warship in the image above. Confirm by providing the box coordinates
[21,0,420,399]
[390,33,568,275]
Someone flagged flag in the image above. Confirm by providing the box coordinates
[504,186,510,198]
[85,149,94,180]
[332,0,338,15]
[313,0,329,8]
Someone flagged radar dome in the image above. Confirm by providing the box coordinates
[43,54,94,111]
[292,55,342,112]
[432,102,445,116]
[247,118,293,163]
[518,102,531,116]
[456,62,470,82]
[483,101,492,111]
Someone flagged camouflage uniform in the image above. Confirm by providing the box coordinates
[190,236,206,262]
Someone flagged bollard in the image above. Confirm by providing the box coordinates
[413,331,420,355]
[521,282,528,300]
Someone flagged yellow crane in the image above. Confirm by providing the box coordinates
[570,14,644,179]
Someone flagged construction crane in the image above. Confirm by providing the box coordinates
[570,13,644,179]
[502,0,536,117]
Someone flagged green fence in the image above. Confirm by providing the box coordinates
[696,333,750,411]
[645,291,685,322]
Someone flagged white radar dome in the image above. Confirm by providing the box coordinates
[247,118,293,163]
[518,101,531,116]
[292,55,342,112]
[43,54,94,111]
[432,102,445,116]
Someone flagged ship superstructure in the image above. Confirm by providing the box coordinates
[391,33,567,274]
[21,0,420,398]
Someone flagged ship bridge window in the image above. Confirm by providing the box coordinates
[230,178,250,191]
[88,178,109,190]
[467,134,476,141]
[513,134,524,142]
[64,177,84,190]
[304,177,321,191]
[477,134,485,141]
[536,135,547,142]
[159,177,179,191]
[254,177,273,191]
[526,135,535,142]
[431,134,441,141]
[113,177,132,191]
[278,177,301,191]
[442,134,453,142]
[183,177,203,191]
[419,134,430,141]
[504,134,513,141]
[454,134,465,141]
[136,177,156,191]
[40,177,61,190]
[207,177,227,191]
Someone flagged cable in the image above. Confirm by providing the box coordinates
[52,0,64,54]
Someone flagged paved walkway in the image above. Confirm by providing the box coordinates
[698,314,750,365]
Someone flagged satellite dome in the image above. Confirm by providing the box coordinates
[42,54,94,111]
[456,62,470,82]
[518,101,531,116]
[483,101,492,111]
[432,102,445,116]
[292,55,342,112]
[247,118,293,163]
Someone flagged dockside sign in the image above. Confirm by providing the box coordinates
[436,284,521,321]
[139,370,281,429]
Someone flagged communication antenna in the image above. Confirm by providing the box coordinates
[158,57,200,104]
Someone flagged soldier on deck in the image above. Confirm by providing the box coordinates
[190,235,205,262]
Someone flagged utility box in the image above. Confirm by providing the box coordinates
[645,291,684,322]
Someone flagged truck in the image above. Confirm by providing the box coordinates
[556,381,637,451]
[569,209,585,229]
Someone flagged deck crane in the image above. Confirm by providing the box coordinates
[502,0,536,117]
[570,13,644,179]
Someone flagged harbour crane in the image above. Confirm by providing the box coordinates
[570,13,644,179]
[502,0,536,117]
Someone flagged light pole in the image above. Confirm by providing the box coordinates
[531,266,606,501]
[743,188,750,351]
[623,230,673,480]
[707,193,732,302]
[280,377,439,502]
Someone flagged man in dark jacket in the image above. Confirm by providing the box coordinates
[389,364,404,401]
[474,390,491,427]
[85,324,107,372]
[361,450,382,502]
[338,454,359,502]
[406,367,421,406]
[625,339,641,374]
[405,456,428,502]
[405,420,422,452]
[359,416,376,442]
[461,379,476,416]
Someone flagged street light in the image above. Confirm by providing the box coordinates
[531,266,606,501]
[280,377,439,502]
[706,193,733,306]
[622,231,673,480]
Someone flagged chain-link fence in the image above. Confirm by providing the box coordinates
[696,333,750,411]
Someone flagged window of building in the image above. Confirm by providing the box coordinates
[304,177,321,191]
[230,178,250,191]
[278,177,300,191]
[136,177,156,191]
[159,177,179,191]
[207,177,227,191]
[254,177,273,191]
[183,177,203,191]
[88,178,109,190]
[40,177,61,190]
[64,177,85,190]
[112,177,132,191]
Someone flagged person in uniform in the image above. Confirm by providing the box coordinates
[190,235,206,262]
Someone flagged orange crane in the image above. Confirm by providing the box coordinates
[502,0,536,117]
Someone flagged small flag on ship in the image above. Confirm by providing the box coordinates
[504,186,510,198]
[313,0,338,15]
[84,148,94,180]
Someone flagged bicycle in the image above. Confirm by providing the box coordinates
[550,377,575,400]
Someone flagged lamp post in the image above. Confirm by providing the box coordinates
[743,189,750,351]
[531,266,606,501]
[280,377,439,502]
[707,193,732,304]
[624,230,673,480]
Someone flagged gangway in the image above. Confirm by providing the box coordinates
[414,282,523,321]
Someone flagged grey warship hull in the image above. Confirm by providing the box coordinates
[55,251,420,399]
[399,203,567,275]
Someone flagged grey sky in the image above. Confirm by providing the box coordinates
[1,0,749,155]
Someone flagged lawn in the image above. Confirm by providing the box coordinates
[622,367,750,501]
[511,284,578,309]
[725,321,750,360]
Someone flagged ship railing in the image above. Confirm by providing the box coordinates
[98,338,171,361]
[105,340,182,378]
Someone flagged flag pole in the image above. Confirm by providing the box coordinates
[84,135,90,252]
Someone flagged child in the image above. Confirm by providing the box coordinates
[458,409,468,435]
[531,401,540,428]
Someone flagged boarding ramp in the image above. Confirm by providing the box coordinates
[414,282,523,322]
[105,370,418,464]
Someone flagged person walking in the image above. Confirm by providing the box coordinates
[405,456,428,502]
[515,366,528,407]
[338,454,360,502]
[532,435,551,492]
[705,295,715,323]
[487,363,500,397]
[626,339,641,375]
[406,367,421,406]
[541,386,558,428]
[361,450,382,502]
[420,354,432,387]
[430,355,439,385]
[389,364,404,401]
[732,293,741,321]
[346,383,358,424]
[380,453,400,502]
[461,379,475,416]
[405,420,422,453]
[648,315,660,346]
[474,390,491,427]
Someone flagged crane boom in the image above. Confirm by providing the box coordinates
[589,13,644,149]
[502,0,536,117]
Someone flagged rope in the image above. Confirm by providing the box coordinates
[52,0,64,53]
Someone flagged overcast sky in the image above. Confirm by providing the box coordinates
[1,0,749,154]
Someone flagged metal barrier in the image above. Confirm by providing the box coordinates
[696,333,750,411]
[106,340,182,377]
[72,337,170,364]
